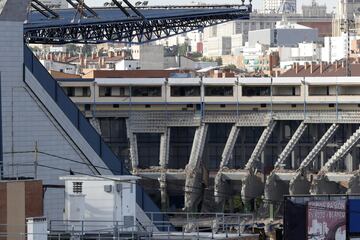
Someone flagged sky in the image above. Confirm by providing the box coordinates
[85,0,338,13]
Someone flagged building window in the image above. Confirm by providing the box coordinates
[73,182,83,194]
[171,86,201,97]
[64,87,75,97]
[84,104,91,111]
[113,104,120,108]
[292,104,297,108]
[242,86,271,96]
[81,87,91,97]
[99,87,129,97]
[220,104,226,108]
[261,104,267,108]
[187,104,194,108]
[329,104,335,108]
[273,86,300,96]
[145,105,151,108]
[205,86,233,96]
[131,86,162,97]
[99,87,112,97]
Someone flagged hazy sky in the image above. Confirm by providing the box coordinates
[85,0,338,13]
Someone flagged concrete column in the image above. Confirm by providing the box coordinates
[159,128,170,168]
[291,150,295,169]
[320,151,325,169]
[129,133,139,171]
[214,125,240,210]
[345,124,354,172]
[184,124,208,212]
[158,173,168,211]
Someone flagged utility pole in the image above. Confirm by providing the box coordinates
[341,18,354,77]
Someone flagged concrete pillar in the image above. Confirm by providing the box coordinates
[159,128,170,168]
[129,133,139,171]
[184,124,208,212]
[214,125,239,210]
[291,150,295,169]
[320,151,325,169]
[158,173,168,211]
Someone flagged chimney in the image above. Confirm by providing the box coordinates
[304,62,309,70]
[108,51,115,58]
[295,62,300,74]
[310,62,315,74]
[79,53,84,67]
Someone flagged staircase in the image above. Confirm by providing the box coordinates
[299,123,339,170]
[245,121,277,170]
[274,122,307,168]
[220,125,240,169]
[322,126,360,172]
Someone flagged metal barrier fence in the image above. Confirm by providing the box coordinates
[0,212,256,240]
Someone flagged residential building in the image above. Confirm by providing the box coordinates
[203,36,231,57]
[40,60,77,74]
[321,34,354,63]
[115,59,140,70]
[248,22,319,48]
[280,60,360,77]
[279,42,321,69]
[203,12,332,42]
[222,43,280,74]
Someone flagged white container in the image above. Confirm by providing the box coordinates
[60,175,140,233]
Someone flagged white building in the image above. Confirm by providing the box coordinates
[203,36,231,57]
[115,59,140,70]
[279,42,321,69]
[231,34,246,55]
[321,34,353,63]
[248,22,318,48]
[40,60,77,74]
[264,0,296,13]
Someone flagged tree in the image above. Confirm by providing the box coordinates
[177,43,190,56]
[215,57,223,66]
[224,64,237,71]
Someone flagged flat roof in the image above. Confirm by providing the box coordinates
[60,175,141,181]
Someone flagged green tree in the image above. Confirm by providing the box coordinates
[215,57,223,66]
[177,43,189,56]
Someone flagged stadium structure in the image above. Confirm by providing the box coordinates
[0,0,253,225]
[2,0,360,228]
